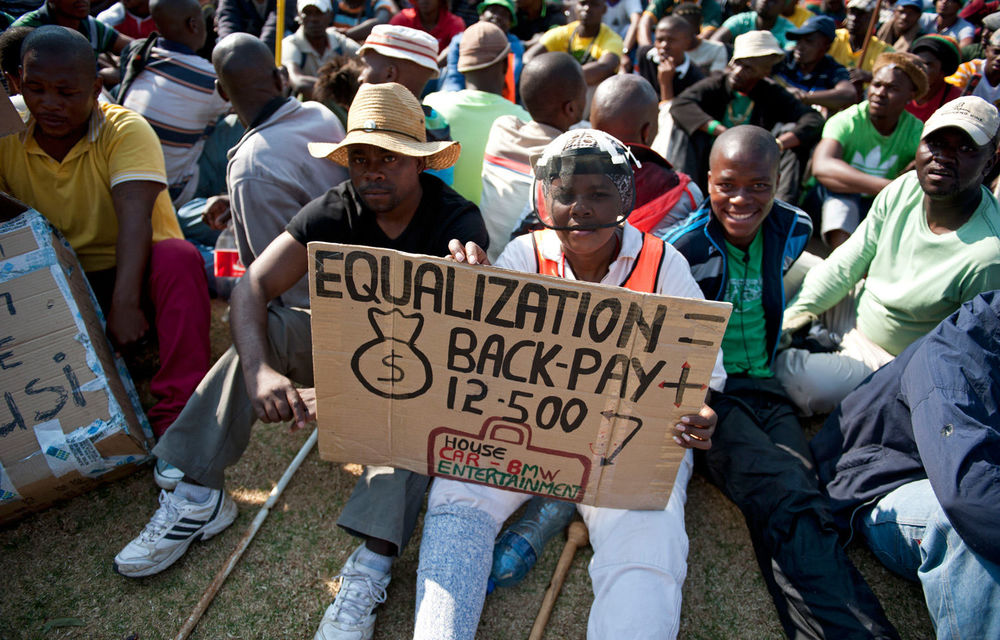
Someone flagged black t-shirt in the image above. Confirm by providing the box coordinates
[286,172,489,257]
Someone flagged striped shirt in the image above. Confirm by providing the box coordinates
[121,39,229,206]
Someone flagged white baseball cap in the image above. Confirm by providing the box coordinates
[922,96,1000,146]
[297,0,332,13]
[358,25,441,79]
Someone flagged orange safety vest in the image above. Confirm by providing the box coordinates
[529,229,666,293]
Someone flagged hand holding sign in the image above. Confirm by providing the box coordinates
[446,238,489,266]
[672,403,716,451]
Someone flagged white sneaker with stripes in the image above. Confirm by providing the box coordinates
[113,488,237,578]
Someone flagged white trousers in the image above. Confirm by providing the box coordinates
[414,450,693,640]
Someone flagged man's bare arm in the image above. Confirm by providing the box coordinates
[109,180,161,347]
[637,11,656,47]
[812,138,891,195]
[583,51,620,85]
[230,231,313,427]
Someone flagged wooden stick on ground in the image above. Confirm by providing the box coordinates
[173,427,318,640]
[528,521,590,640]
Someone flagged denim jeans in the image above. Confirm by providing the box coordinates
[859,479,1000,640]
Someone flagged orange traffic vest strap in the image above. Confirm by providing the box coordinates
[529,229,665,294]
[502,52,516,103]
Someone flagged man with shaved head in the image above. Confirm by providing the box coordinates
[118,0,229,207]
[479,51,586,259]
[591,73,702,237]
[0,26,212,456]
[664,125,899,639]
[202,33,345,306]
[127,32,346,488]
[113,69,488,640]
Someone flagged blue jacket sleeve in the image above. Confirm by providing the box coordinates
[902,291,1000,566]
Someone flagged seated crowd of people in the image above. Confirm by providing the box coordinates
[1,0,998,637]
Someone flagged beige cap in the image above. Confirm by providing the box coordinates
[457,21,510,73]
[731,30,785,61]
[307,82,461,170]
[922,95,1000,146]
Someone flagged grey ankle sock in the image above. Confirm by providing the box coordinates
[355,546,393,576]
[174,481,213,504]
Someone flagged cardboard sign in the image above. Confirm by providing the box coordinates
[0,212,153,524]
[309,243,731,509]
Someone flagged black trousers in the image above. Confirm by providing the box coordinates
[701,377,899,640]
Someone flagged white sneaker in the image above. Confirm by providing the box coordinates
[153,459,184,491]
[113,488,237,578]
[314,546,390,640]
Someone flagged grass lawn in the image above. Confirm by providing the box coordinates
[0,301,934,640]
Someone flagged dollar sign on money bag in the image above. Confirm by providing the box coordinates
[351,308,432,399]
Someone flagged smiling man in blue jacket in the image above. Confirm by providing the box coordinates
[665,124,898,639]
[812,290,1000,640]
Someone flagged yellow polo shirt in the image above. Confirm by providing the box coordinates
[0,102,181,272]
[828,28,892,72]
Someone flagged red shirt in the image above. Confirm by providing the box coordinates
[390,7,465,52]
[906,83,963,122]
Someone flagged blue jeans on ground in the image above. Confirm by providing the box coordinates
[859,478,1000,640]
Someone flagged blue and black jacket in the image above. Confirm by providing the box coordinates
[662,198,812,368]
[811,291,1000,566]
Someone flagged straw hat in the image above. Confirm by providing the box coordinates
[307,82,461,170]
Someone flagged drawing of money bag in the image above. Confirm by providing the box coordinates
[350,307,432,399]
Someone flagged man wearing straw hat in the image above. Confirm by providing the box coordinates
[114,82,488,640]
[355,24,455,184]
